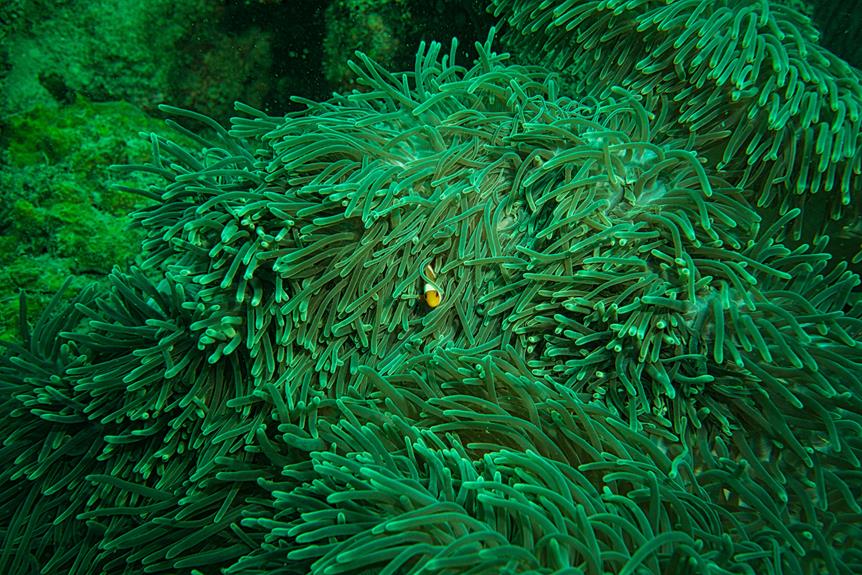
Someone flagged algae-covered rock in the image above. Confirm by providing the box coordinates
[0,98,177,342]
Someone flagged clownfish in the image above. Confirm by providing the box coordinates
[421,262,442,308]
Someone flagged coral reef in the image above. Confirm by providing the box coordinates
[0,0,273,122]
[2,20,861,573]
[322,0,493,89]
[323,0,410,87]
[0,98,172,342]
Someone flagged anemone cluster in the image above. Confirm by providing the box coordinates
[2,2,862,575]
[492,0,862,233]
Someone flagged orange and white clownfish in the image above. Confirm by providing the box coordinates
[421,262,442,308]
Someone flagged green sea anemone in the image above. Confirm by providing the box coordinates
[491,0,862,236]
[2,22,861,575]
